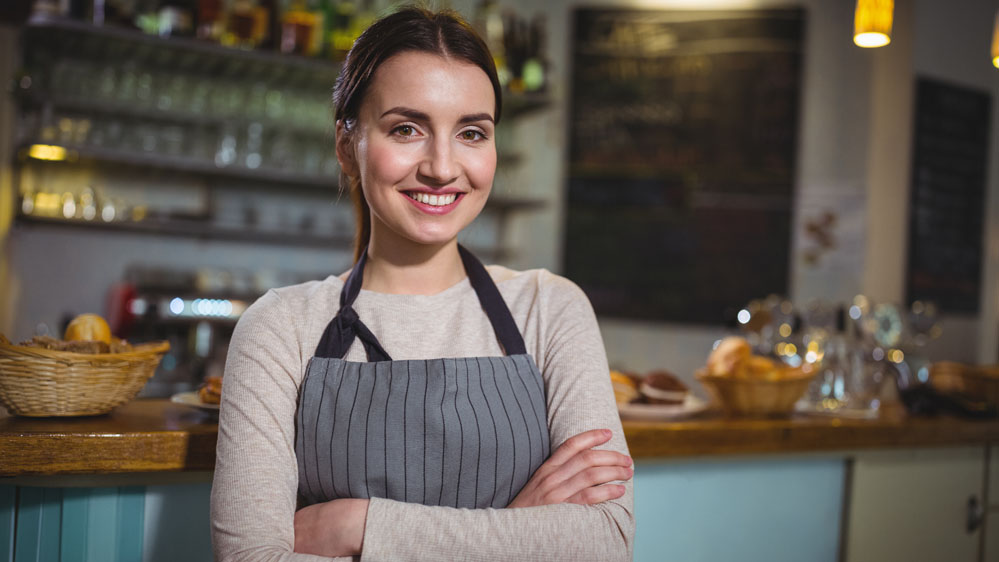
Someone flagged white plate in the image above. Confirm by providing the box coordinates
[171,390,220,412]
[617,395,709,421]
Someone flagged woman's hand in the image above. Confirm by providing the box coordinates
[507,429,633,508]
[294,498,369,557]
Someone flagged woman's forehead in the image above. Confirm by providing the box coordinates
[362,52,496,120]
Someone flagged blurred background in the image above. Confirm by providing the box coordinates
[0,0,996,402]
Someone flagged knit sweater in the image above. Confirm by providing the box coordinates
[210,264,634,561]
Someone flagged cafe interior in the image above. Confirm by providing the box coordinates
[1,0,998,560]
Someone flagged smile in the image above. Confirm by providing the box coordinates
[405,192,459,206]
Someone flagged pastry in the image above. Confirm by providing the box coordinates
[199,376,223,405]
[610,370,640,404]
[707,336,752,376]
[64,313,112,344]
[640,371,688,405]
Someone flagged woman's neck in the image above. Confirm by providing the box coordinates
[361,235,466,295]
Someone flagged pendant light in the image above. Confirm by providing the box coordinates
[991,10,998,68]
[854,0,894,48]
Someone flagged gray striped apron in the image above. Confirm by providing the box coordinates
[295,246,551,509]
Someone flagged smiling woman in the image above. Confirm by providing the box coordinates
[210,6,635,562]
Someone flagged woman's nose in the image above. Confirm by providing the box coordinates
[418,137,458,185]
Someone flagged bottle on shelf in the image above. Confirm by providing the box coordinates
[196,0,225,41]
[279,0,318,56]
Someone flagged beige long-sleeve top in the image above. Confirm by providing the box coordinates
[210,264,634,562]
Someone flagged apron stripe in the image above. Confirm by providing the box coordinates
[313,360,332,500]
[497,358,534,494]
[462,359,483,509]
[327,361,347,499]
[509,359,548,465]
[470,357,500,508]
[485,357,518,506]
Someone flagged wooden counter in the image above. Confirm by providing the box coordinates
[623,406,999,459]
[2,399,999,476]
[0,399,218,477]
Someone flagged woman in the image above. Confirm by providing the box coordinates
[210,7,634,561]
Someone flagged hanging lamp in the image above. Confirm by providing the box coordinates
[854,0,894,48]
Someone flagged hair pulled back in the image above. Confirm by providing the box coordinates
[333,6,503,263]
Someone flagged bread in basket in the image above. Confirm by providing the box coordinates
[0,333,169,417]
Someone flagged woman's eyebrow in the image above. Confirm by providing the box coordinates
[457,113,494,125]
[380,107,494,125]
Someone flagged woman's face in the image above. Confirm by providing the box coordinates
[339,51,497,249]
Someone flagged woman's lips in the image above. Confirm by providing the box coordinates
[402,191,464,215]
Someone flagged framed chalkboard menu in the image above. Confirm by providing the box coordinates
[564,8,804,324]
[905,78,991,314]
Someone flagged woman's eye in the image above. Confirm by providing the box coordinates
[460,130,486,141]
[394,125,416,137]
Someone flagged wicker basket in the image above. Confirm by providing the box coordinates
[0,338,169,417]
[696,368,815,417]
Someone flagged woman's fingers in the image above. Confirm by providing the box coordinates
[546,429,613,467]
[552,465,633,502]
[558,449,632,478]
[565,483,628,506]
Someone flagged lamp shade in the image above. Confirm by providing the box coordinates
[992,10,998,68]
[854,0,893,48]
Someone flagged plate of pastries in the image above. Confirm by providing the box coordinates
[171,375,221,411]
[612,368,709,421]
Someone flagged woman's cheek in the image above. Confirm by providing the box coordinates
[365,141,419,184]
[467,149,497,191]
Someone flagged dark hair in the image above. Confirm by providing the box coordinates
[333,6,503,263]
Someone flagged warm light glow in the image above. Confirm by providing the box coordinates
[854,0,893,48]
[889,349,905,363]
[27,144,67,161]
[855,32,891,48]
[779,323,792,338]
[992,11,999,68]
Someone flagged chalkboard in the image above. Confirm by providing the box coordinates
[906,78,991,314]
[564,8,804,324]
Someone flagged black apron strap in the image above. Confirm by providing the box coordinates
[459,245,527,356]
[314,248,392,361]
[315,244,526,360]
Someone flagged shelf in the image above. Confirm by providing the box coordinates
[24,14,340,86]
[14,214,522,261]
[15,213,352,249]
[18,142,339,190]
[20,91,329,138]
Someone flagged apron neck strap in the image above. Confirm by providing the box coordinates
[314,247,392,361]
[458,245,527,356]
[315,244,527,360]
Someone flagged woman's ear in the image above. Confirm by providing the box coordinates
[335,120,358,178]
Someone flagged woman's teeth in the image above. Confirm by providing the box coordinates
[407,192,457,206]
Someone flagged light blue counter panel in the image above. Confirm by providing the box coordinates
[14,487,61,562]
[2,485,15,562]
[0,486,144,562]
[142,483,212,562]
[633,457,845,562]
